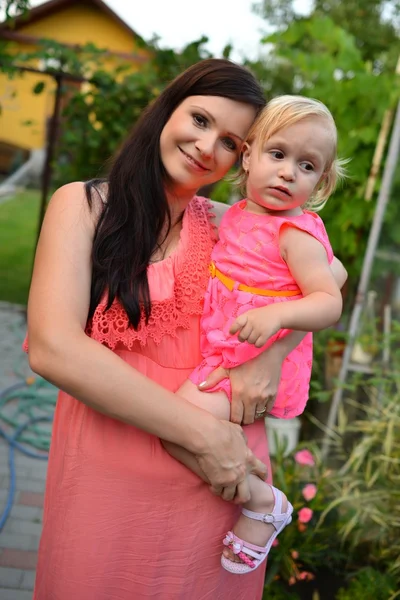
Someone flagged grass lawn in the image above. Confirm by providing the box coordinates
[0,189,41,305]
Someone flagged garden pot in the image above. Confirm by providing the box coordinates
[265,416,301,456]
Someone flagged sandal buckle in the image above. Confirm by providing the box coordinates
[262,513,275,524]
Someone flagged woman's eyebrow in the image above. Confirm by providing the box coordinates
[190,105,244,142]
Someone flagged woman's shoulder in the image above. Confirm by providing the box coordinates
[48,181,105,230]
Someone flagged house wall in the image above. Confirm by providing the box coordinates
[0,3,147,151]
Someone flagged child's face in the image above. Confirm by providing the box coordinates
[242,117,333,214]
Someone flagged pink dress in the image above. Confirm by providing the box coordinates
[190,200,334,419]
[26,197,270,600]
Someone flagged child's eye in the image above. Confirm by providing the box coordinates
[193,114,207,127]
[222,137,237,152]
[300,161,315,171]
[270,150,285,159]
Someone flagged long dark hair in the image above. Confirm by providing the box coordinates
[86,58,265,328]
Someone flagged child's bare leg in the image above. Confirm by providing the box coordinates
[162,380,288,565]
[162,379,230,482]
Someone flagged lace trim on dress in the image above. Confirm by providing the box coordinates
[85,197,217,349]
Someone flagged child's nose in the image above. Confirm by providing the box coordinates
[279,161,295,180]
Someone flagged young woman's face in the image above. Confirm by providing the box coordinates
[160,95,257,197]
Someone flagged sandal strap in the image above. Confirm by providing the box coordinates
[242,486,288,529]
[223,531,268,560]
[242,507,288,525]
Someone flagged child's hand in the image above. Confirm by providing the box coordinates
[229,307,281,348]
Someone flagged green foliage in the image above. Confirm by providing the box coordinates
[54,65,160,183]
[336,567,399,600]
[313,0,400,67]
[265,444,346,587]
[0,189,40,305]
[32,81,45,94]
[262,580,300,599]
[319,328,400,584]
[210,177,237,205]
[253,0,296,28]
[264,325,400,591]
[0,0,30,20]
[254,0,400,67]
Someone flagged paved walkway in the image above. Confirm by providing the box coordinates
[0,302,55,599]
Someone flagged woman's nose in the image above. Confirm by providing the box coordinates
[195,135,215,158]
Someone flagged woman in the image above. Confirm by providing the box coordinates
[26,59,345,599]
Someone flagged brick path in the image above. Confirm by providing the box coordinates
[0,302,54,599]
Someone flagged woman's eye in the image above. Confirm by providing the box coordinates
[270,150,284,159]
[222,137,237,151]
[193,114,207,127]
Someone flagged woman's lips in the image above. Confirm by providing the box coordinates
[179,148,210,172]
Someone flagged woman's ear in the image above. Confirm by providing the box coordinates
[241,142,251,172]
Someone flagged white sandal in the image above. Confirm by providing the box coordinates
[221,486,293,575]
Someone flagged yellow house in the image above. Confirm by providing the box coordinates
[0,0,149,173]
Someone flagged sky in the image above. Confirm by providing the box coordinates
[26,0,311,61]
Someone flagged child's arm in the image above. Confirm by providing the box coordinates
[230,227,343,348]
[330,256,347,289]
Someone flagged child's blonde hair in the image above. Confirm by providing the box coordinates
[237,95,347,211]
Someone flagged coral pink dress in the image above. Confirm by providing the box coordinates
[27,197,270,600]
[190,200,334,419]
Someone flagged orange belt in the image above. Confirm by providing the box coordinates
[209,262,301,297]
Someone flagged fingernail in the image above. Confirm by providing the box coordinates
[198,381,207,388]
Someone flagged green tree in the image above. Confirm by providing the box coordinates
[0,0,30,20]
[253,0,400,67]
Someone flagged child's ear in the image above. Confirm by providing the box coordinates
[241,142,251,171]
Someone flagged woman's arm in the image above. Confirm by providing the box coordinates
[27,183,266,493]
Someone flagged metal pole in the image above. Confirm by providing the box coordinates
[322,99,400,458]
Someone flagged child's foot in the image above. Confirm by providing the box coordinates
[222,485,292,574]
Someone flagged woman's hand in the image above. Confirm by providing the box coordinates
[195,419,267,502]
[198,330,307,425]
[199,348,283,425]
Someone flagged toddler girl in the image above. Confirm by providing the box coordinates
[163,95,346,574]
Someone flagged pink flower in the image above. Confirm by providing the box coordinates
[302,484,317,501]
[298,507,313,523]
[298,571,315,581]
[272,539,279,547]
[295,449,315,466]
[298,571,314,581]
[291,550,299,559]
[288,576,296,586]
